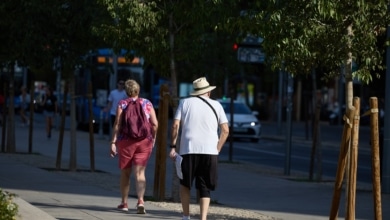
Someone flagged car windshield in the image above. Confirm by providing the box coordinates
[220,102,252,114]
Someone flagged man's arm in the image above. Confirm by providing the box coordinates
[104,91,113,112]
[169,119,180,158]
[217,123,229,153]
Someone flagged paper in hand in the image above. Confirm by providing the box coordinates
[175,154,183,179]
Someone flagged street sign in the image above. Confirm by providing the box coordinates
[237,47,265,63]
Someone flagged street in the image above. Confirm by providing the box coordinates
[220,122,372,183]
[219,138,373,183]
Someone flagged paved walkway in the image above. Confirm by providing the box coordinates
[0,114,389,220]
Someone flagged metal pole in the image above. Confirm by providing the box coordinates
[23,67,27,87]
[284,73,293,175]
[54,57,61,130]
[382,21,390,193]
[229,93,234,162]
[111,50,118,91]
[108,50,118,139]
[98,109,104,139]
[277,69,283,134]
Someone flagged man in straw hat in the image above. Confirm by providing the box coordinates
[169,77,229,220]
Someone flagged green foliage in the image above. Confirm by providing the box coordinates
[229,0,389,84]
[96,0,163,60]
[97,0,239,89]
[0,189,18,220]
[0,0,111,79]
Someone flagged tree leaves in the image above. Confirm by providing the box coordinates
[232,0,389,84]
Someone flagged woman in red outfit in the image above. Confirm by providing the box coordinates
[109,79,158,214]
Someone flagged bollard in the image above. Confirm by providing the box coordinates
[98,108,104,139]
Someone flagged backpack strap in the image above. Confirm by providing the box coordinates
[125,97,146,115]
[196,96,218,123]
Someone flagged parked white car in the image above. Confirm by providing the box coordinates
[218,99,261,142]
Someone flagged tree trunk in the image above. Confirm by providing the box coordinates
[87,82,95,172]
[6,63,16,153]
[309,69,318,180]
[69,74,77,171]
[153,84,170,201]
[344,24,355,220]
[56,82,68,169]
[295,79,302,121]
[169,13,181,202]
[329,23,357,220]
[1,84,7,153]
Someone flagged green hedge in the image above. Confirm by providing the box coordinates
[0,188,18,220]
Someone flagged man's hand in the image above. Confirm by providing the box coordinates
[169,148,177,161]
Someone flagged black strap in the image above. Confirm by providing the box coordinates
[197,96,218,123]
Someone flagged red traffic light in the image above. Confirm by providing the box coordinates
[233,43,238,51]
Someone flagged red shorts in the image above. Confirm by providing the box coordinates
[116,138,153,169]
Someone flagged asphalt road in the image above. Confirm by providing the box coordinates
[219,138,373,183]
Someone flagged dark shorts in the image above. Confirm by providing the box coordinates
[180,154,218,191]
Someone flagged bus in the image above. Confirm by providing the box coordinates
[75,48,145,132]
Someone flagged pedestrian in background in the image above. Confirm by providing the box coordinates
[109,79,158,214]
[41,86,57,138]
[169,77,229,220]
[19,85,30,126]
[104,79,127,127]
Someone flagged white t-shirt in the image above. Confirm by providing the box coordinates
[108,89,127,115]
[174,96,228,155]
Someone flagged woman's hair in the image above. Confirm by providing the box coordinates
[124,79,140,97]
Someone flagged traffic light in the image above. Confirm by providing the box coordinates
[233,43,239,51]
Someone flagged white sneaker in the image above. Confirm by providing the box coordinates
[136,203,146,214]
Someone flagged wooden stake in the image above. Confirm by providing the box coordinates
[329,106,355,220]
[369,97,382,220]
[346,97,360,220]
[153,84,170,200]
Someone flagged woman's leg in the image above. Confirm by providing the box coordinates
[47,115,53,137]
[120,168,131,204]
[134,165,146,203]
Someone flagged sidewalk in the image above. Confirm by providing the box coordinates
[0,115,389,220]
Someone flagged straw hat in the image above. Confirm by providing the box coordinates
[190,77,216,96]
